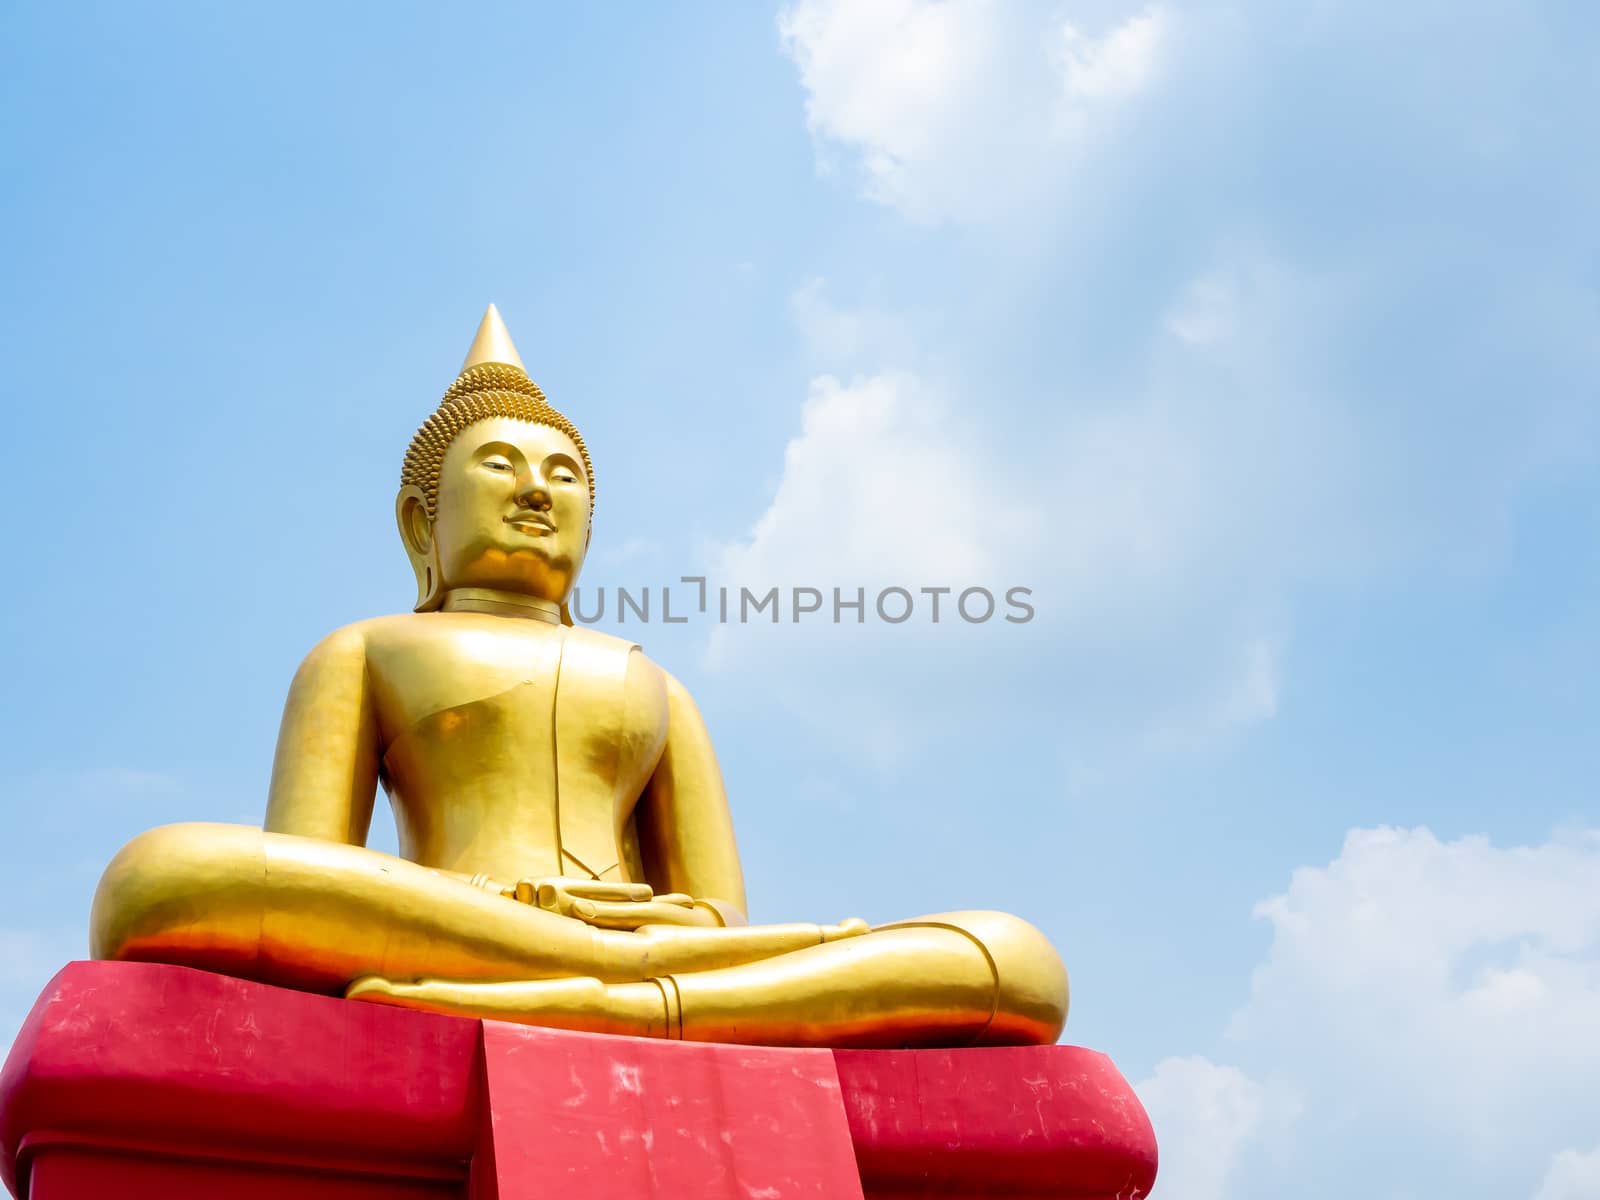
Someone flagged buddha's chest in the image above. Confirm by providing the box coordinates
[367,620,570,734]
[365,620,668,882]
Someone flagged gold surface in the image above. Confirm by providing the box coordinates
[460,302,526,372]
[89,307,1069,1048]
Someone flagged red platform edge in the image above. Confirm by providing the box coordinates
[0,962,1157,1199]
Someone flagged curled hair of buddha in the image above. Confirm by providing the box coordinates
[400,363,596,519]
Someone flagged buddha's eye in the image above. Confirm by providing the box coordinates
[481,459,514,473]
[551,469,578,483]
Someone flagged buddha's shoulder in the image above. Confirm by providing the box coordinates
[299,612,438,655]
[560,622,645,658]
[560,626,676,688]
[296,612,541,663]
[300,614,665,674]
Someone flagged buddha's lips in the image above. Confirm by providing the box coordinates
[505,514,555,533]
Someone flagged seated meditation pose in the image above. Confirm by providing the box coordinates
[90,307,1068,1048]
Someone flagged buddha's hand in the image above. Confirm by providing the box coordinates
[509,877,721,930]
[435,869,517,895]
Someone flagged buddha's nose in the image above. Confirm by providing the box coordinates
[515,475,552,510]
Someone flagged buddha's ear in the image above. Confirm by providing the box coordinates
[395,486,443,612]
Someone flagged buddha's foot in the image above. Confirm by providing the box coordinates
[346,973,679,1038]
[345,919,867,1035]
[822,917,870,942]
[348,921,870,1036]
[631,916,867,942]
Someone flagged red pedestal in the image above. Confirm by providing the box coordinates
[0,962,1156,1199]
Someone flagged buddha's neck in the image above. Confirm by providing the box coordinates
[442,587,562,624]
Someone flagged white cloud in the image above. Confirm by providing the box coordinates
[705,257,1333,753]
[764,2,1600,1191]
[788,279,916,366]
[1534,1146,1600,1200]
[777,0,999,220]
[1053,6,1168,111]
[1133,829,1600,1197]
[712,369,1032,595]
[778,0,1170,223]
[1135,1056,1296,1200]
[722,224,1590,758]
[1219,826,1600,1194]
[766,0,1600,768]
[703,366,1055,760]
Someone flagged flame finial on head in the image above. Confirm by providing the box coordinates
[460,303,526,373]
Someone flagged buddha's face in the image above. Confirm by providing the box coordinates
[427,417,591,604]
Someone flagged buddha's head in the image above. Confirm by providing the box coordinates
[397,306,594,616]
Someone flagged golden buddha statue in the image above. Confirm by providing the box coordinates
[89,307,1068,1048]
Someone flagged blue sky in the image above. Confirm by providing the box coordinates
[2,3,1597,1197]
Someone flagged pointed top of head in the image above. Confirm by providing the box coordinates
[461,303,526,373]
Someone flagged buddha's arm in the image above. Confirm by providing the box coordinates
[635,670,750,926]
[263,625,381,845]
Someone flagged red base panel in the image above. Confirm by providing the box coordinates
[0,962,1156,1199]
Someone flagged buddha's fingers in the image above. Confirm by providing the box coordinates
[577,899,719,930]
[564,880,657,903]
[513,878,652,909]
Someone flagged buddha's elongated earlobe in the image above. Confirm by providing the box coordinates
[396,485,443,611]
